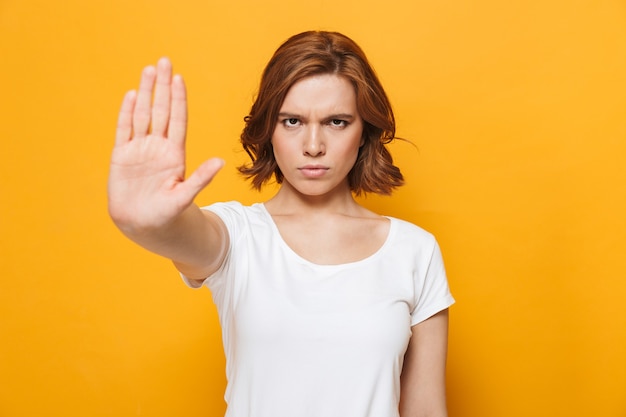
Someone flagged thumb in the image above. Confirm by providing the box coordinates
[181,158,225,198]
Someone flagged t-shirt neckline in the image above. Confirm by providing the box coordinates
[256,202,396,269]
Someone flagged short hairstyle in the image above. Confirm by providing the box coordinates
[238,30,404,195]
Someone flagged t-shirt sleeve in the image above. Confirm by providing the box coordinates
[410,239,455,326]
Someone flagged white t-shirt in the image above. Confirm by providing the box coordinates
[184,202,455,417]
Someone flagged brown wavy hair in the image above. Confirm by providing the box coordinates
[238,30,404,195]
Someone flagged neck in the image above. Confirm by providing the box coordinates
[264,181,361,216]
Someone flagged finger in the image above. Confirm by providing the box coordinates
[168,74,188,144]
[132,65,156,138]
[115,90,137,146]
[151,57,172,137]
[180,158,225,199]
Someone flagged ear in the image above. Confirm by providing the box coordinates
[358,122,367,147]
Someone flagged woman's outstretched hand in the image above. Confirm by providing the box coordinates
[108,58,223,235]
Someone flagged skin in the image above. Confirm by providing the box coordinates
[108,58,227,279]
[265,74,389,265]
[108,57,449,417]
[271,74,364,202]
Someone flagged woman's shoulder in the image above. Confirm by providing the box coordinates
[386,216,437,247]
[202,201,265,216]
[200,201,271,235]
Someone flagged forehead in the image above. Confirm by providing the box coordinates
[279,74,357,113]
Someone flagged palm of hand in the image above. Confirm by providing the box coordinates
[108,58,222,232]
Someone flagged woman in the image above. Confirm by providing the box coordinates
[108,31,454,417]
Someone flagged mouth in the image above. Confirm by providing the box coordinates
[298,165,329,178]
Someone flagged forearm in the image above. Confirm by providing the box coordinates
[114,203,226,277]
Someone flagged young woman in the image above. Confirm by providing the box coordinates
[108,31,454,417]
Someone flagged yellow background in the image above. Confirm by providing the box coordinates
[1,0,625,416]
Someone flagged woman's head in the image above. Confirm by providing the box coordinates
[239,30,404,195]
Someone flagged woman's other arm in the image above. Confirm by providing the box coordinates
[400,309,450,417]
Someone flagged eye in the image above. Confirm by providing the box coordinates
[282,118,301,128]
[329,119,348,128]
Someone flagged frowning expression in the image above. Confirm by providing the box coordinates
[271,74,364,197]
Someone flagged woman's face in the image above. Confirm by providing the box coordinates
[271,74,364,198]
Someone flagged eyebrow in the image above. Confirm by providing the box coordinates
[277,112,355,120]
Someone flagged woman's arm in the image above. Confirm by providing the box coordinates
[399,309,450,417]
[108,58,227,279]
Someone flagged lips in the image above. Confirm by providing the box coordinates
[298,165,329,178]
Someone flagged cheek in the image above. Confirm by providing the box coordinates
[270,133,292,163]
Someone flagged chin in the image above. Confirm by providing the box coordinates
[294,183,347,198]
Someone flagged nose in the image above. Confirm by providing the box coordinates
[303,125,325,156]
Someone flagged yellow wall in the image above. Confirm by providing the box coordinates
[1,0,625,416]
